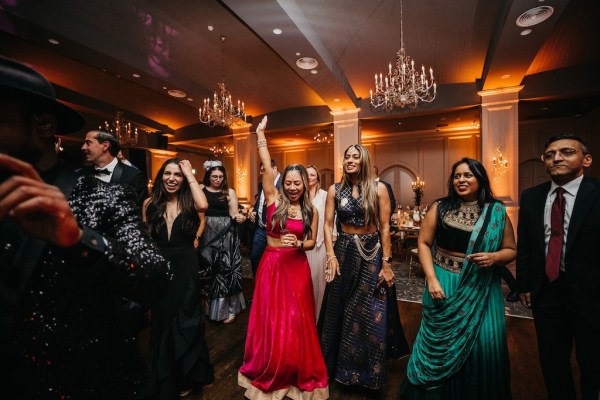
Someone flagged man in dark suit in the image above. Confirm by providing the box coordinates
[0,56,169,398]
[517,134,600,400]
[80,130,147,205]
[249,159,280,276]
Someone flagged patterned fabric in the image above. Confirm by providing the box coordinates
[319,231,409,389]
[334,183,366,226]
[436,200,481,253]
[3,174,169,399]
[198,216,245,321]
[403,201,511,399]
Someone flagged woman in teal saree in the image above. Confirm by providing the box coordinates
[401,158,516,400]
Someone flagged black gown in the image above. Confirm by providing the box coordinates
[141,213,214,399]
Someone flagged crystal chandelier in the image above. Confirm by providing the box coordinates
[199,36,246,128]
[101,110,140,146]
[313,130,334,144]
[370,0,436,110]
[210,143,232,157]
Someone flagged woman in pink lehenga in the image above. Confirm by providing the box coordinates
[238,116,329,400]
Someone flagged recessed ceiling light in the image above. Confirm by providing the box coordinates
[296,57,318,70]
[162,86,167,90]
[311,70,318,75]
[273,28,282,35]
[208,25,214,31]
[168,89,187,98]
[48,38,60,45]
[501,74,511,79]
[296,52,301,56]
[440,117,447,121]
[520,28,532,36]
[516,6,554,27]
[132,73,140,78]
[334,98,340,102]
[187,98,194,101]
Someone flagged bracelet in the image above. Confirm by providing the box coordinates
[326,255,337,264]
[188,180,198,184]
[300,241,304,249]
[257,139,267,148]
[194,236,200,240]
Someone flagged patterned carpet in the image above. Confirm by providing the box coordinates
[240,256,532,319]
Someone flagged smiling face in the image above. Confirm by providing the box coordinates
[306,166,318,189]
[452,162,480,201]
[283,168,305,203]
[343,146,361,175]
[162,162,183,194]
[81,131,107,165]
[542,138,592,185]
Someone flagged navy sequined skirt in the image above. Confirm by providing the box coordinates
[318,231,409,389]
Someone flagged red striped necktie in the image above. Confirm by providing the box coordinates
[546,187,565,282]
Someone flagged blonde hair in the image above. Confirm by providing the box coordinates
[341,144,378,226]
[305,164,321,194]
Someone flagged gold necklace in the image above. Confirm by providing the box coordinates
[288,205,300,219]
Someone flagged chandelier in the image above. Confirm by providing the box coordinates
[210,143,232,157]
[370,0,436,110]
[313,130,334,144]
[199,36,246,128]
[101,110,140,146]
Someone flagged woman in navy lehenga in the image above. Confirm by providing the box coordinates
[141,158,214,399]
[318,144,409,390]
[401,158,516,399]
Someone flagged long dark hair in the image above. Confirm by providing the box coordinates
[146,158,199,237]
[437,157,496,223]
[202,165,229,201]
[340,144,378,226]
[270,164,314,237]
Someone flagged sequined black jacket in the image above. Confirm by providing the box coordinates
[1,174,170,399]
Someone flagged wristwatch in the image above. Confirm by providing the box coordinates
[382,256,393,263]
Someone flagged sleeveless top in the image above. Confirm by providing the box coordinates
[435,200,481,253]
[203,187,229,217]
[335,182,367,226]
[265,203,304,240]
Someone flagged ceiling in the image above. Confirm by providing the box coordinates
[1,0,599,152]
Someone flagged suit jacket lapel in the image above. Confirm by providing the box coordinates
[534,182,551,250]
[111,162,124,184]
[566,177,598,253]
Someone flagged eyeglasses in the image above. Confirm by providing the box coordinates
[210,175,224,180]
[542,148,578,160]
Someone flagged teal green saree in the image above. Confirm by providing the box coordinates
[403,201,511,399]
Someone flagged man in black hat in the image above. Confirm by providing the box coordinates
[0,56,169,398]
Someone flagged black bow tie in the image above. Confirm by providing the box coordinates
[95,168,111,175]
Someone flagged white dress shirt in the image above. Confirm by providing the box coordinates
[94,157,119,183]
[544,174,584,271]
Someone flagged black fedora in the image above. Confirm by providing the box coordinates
[0,56,85,133]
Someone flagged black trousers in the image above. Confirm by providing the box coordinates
[532,273,600,400]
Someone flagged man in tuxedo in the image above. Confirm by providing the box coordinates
[249,159,280,276]
[80,130,147,205]
[373,165,396,212]
[517,134,600,400]
[0,56,169,398]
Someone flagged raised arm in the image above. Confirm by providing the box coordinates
[179,159,208,212]
[255,116,277,205]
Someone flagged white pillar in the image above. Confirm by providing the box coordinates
[331,108,361,182]
[232,123,254,205]
[478,86,522,226]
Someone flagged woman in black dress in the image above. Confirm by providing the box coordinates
[198,160,247,324]
[141,158,214,398]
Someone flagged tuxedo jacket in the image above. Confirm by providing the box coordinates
[253,174,281,227]
[516,176,600,326]
[78,161,147,206]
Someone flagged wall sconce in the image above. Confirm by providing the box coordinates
[236,164,246,185]
[492,147,509,181]
[147,179,153,195]
[411,177,425,206]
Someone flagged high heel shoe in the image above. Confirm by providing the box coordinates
[223,314,236,324]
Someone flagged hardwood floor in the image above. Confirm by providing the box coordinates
[165,277,578,400]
